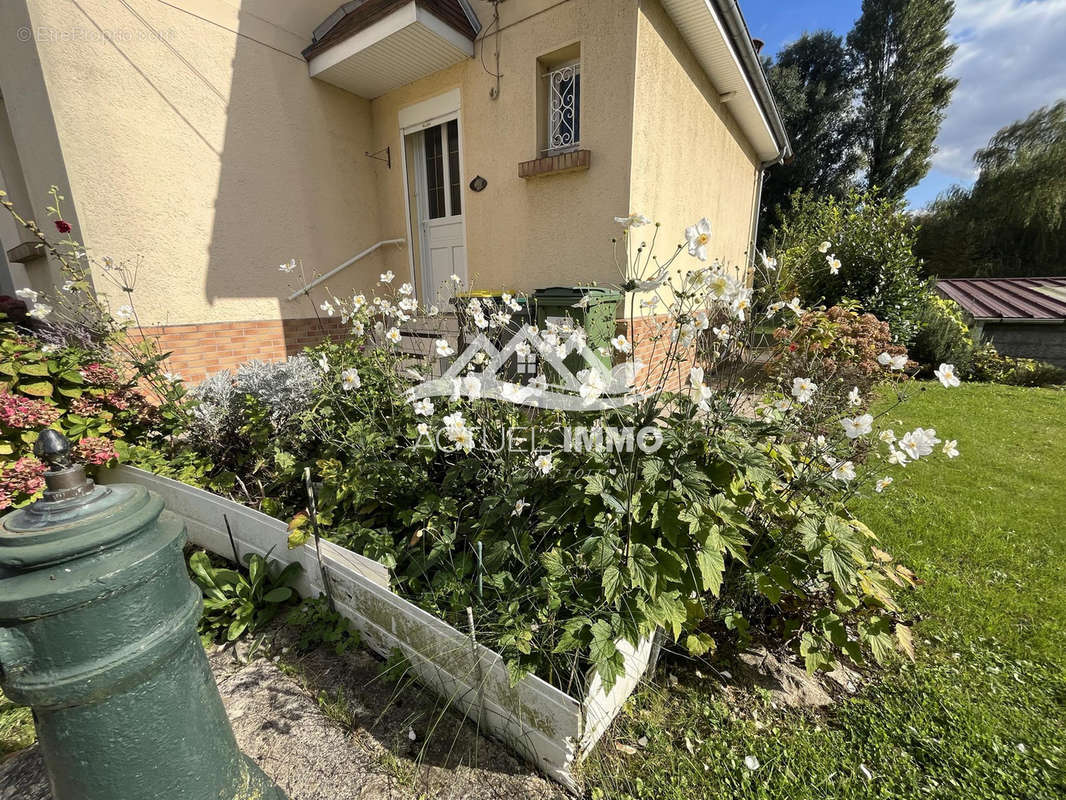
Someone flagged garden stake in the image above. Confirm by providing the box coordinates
[223,512,241,565]
[0,430,287,800]
[303,467,336,612]
[475,540,484,599]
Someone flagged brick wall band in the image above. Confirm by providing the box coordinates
[136,317,348,383]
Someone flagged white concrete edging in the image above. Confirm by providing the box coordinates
[99,466,656,792]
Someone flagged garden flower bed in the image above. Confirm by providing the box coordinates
[98,465,657,791]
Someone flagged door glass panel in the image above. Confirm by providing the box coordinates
[424,126,445,219]
[446,119,461,216]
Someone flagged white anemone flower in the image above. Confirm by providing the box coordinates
[840,413,874,439]
[786,297,805,316]
[942,439,960,458]
[115,305,135,322]
[450,273,462,284]
[399,282,414,296]
[759,250,777,271]
[435,339,455,357]
[473,312,489,329]
[611,334,632,353]
[791,377,817,404]
[279,258,297,273]
[499,382,529,404]
[15,288,39,302]
[385,327,402,344]
[887,448,909,466]
[830,460,856,482]
[340,368,361,390]
[462,374,483,400]
[27,303,52,320]
[416,422,430,437]
[318,353,330,373]
[515,340,532,357]
[899,428,940,460]
[413,398,434,416]
[934,363,960,387]
[684,217,712,261]
[827,254,842,274]
[380,270,395,284]
[875,476,893,493]
[320,300,334,316]
[818,241,831,253]
[442,411,466,430]
[534,453,553,475]
[879,429,897,444]
[512,498,530,516]
[877,352,908,370]
[847,387,861,407]
[578,368,608,401]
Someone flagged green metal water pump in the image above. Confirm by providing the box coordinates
[0,431,286,800]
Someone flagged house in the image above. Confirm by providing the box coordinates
[937,277,1066,368]
[0,0,788,382]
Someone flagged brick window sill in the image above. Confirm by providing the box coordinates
[518,149,591,179]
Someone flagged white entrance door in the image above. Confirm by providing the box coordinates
[413,118,465,305]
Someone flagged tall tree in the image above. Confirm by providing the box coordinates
[916,101,1066,278]
[760,32,861,239]
[848,0,957,200]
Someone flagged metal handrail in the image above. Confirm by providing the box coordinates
[286,238,405,301]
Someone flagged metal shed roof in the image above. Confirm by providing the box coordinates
[936,277,1066,321]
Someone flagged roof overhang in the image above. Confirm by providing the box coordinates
[660,0,791,164]
[304,1,479,99]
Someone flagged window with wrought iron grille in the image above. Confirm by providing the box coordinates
[544,61,580,153]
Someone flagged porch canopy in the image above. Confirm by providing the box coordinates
[303,0,480,99]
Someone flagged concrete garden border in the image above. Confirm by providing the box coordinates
[98,466,658,792]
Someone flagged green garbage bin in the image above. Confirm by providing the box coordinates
[533,286,622,379]
[452,290,535,379]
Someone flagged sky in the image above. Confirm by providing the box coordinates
[740,0,1066,209]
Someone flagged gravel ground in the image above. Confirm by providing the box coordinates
[0,627,566,800]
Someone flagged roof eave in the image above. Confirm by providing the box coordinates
[706,0,791,165]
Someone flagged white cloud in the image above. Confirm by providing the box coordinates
[933,0,1066,180]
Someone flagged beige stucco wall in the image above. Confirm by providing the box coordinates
[2,0,387,325]
[1,0,767,327]
[629,0,760,279]
[372,0,640,299]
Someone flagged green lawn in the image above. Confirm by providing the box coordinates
[585,382,1066,800]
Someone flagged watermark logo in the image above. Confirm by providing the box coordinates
[409,325,644,412]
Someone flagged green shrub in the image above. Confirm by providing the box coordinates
[0,315,168,509]
[771,188,927,344]
[770,305,905,411]
[970,344,1066,386]
[909,294,975,376]
[188,550,302,642]
[287,595,360,655]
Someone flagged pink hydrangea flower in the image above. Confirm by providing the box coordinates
[0,456,46,510]
[73,436,118,467]
[0,390,61,429]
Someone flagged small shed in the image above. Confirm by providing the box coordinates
[936,277,1066,367]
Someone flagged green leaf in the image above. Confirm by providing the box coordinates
[19,380,53,397]
[685,632,716,656]
[695,546,725,596]
[263,587,293,603]
[626,543,658,594]
[18,362,49,377]
[602,564,623,604]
